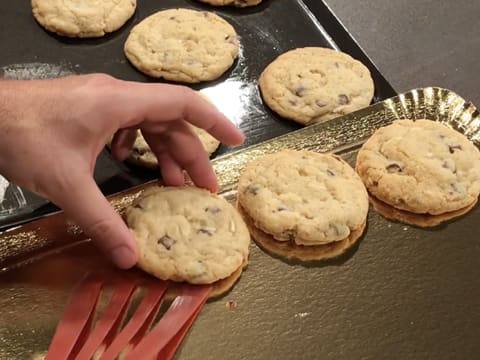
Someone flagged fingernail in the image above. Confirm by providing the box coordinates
[110,246,137,269]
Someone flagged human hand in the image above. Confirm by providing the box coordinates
[0,74,244,269]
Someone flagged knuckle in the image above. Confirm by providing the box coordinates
[86,73,116,86]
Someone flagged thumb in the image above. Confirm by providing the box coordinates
[53,174,138,269]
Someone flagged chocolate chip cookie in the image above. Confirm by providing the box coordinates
[237,150,368,261]
[356,119,480,226]
[259,47,374,125]
[124,186,250,291]
[124,8,239,83]
[122,127,220,169]
[32,0,136,38]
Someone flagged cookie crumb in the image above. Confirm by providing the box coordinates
[226,300,238,310]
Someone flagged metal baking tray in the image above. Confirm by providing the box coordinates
[1,87,479,359]
[0,0,395,229]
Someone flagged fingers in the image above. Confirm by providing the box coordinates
[110,128,137,161]
[51,174,138,269]
[155,149,185,187]
[143,123,218,192]
[117,83,244,146]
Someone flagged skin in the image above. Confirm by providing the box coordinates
[0,74,244,269]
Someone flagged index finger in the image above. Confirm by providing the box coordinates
[116,82,245,146]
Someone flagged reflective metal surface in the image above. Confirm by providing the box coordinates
[1,87,480,359]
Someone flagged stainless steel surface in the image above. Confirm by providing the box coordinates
[1,88,479,359]
[325,0,480,106]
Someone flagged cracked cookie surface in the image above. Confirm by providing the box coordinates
[125,186,250,284]
[356,119,480,215]
[124,8,239,83]
[32,0,136,38]
[259,47,374,125]
[237,150,369,245]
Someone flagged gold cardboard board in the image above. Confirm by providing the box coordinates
[0,87,479,359]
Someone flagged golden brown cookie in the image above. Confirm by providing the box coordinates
[32,0,136,38]
[124,8,239,83]
[124,186,250,285]
[237,150,368,260]
[259,47,374,125]
[356,119,480,226]
[123,128,220,169]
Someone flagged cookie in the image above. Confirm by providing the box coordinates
[258,47,374,125]
[356,119,480,226]
[194,0,262,7]
[238,204,365,261]
[166,261,246,298]
[124,8,239,83]
[31,0,136,38]
[368,193,477,227]
[237,150,368,260]
[124,186,250,286]
[125,127,220,169]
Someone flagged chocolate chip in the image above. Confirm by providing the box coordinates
[448,145,462,154]
[326,169,335,177]
[246,184,260,196]
[225,35,236,44]
[169,16,176,20]
[334,62,340,68]
[315,99,327,108]
[276,205,289,212]
[133,148,147,156]
[289,98,297,106]
[386,163,402,173]
[205,206,221,214]
[442,159,456,173]
[338,94,350,105]
[450,183,463,194]
[158,235,175,250]
[198,227,215,236]
[294,85,305,97]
